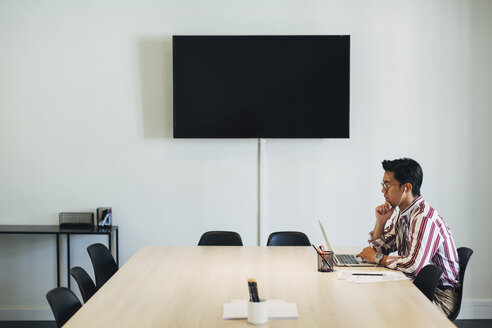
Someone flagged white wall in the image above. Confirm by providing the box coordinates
[0,0,491,320]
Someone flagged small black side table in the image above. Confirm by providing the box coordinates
[0,225,119,288]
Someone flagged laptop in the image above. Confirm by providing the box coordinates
[318,220,373,267]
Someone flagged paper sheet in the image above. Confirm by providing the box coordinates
[337,270,410,283]
[223,299,298,320]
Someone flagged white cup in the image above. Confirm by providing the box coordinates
[247,299,268,325]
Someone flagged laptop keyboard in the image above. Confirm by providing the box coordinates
[335,254,359,265]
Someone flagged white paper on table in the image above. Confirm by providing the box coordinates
[337,270,410,283]
[223,299,298,320]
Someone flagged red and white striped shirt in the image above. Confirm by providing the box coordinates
[369,196,459,287]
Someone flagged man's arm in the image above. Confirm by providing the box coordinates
[371,202,395,241]
[371,220,387,241]
[366,202,398,255]
[384,210,440,275]
[358,212,398,263]
[356,247,389,265]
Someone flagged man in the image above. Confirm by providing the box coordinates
[357,158,460,317]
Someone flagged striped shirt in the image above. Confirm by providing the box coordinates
[369,196,459,287]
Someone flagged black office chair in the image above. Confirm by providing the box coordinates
[448,247,473,321]
[46,287,82,328]
[70,266,97,303]
[266,231,311,246]
[87,243,118,289]
[198,231,243,246]
[413,264,443,301]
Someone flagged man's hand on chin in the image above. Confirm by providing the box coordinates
[357,246,376,263]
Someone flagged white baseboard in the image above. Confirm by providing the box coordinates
[458,299,492,319]
[0,307,53,321]
[0,300,491,321]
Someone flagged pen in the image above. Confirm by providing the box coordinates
[252,280,260,302]
[318,245,329,264]
[352,273,384,276]
[247,279,260,302]
[247,280,255,302]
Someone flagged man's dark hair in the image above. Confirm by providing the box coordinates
[382,158,423,197]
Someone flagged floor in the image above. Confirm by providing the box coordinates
[0,323,56,328]
[0,320,491,328]
[455,320,492,328]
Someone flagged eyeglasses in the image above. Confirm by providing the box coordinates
[381,182,402,192]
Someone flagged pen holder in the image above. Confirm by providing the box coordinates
[247,299,268,325]
[317,250,334,272]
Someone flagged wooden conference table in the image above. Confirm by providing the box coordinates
[64,246,454,327]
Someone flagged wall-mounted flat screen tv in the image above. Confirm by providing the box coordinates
[173,35,350,138]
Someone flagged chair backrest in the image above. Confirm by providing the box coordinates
[413,264,443,301]
[70,266,97,303]
[87,243,118,289]
[267,231,310,246]
[46,287,82,328]
[448,247,473,321]
[198,231,243,246]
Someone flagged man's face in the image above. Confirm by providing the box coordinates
[381,171,404,207]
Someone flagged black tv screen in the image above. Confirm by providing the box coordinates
[173,35,350,138]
